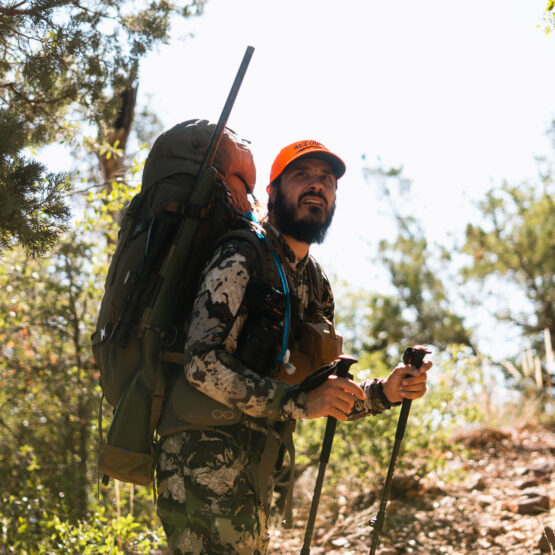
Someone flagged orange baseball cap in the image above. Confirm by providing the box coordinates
[269,140,346,184]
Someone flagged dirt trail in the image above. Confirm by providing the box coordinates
[268,424,555,555]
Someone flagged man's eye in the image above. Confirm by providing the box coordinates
[323,175,335,188]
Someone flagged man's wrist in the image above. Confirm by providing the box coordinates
[280,385,307,419]
[377,380,401,409]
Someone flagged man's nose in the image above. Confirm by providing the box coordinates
[306,176,326,190]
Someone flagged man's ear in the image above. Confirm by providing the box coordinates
[267,183,276,204]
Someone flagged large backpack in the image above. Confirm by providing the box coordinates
[91,119,256,484]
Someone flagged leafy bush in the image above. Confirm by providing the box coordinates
[1,505,164,554]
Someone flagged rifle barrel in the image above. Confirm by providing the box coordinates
[198,45,255,175]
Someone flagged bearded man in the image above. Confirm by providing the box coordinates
[155,140,431,554]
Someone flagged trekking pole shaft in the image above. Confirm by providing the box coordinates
[301,355,357,555]
[300,418,338,555]
[369,398,411,555]
[369,346,430,555]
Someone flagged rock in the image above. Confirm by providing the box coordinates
[538,526,555,553]
[477,494,495,507]
[513,466,529,476]
[516,493,550,515]
[530,461,553,479]
[390,474,420,499]
[352,489,376,510]
[485,523,505,537]
[423,484,446,497]
[514,461,553,480]
[517,478,539,489]
[469,475,487,491]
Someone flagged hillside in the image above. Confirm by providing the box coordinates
[268,423,555,555]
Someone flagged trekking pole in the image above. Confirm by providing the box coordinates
[301,354,358,555]
[368,345,431,555]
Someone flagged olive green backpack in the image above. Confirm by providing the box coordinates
[91,119,256,485]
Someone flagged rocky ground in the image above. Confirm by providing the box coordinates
[267,424,555,555]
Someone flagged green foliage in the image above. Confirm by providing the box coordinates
[0,0,204,254]
[2,505,164,554]
[541,0,555,33]
[461,179,555,353]
[0,137,152,547]
[0,109,71,256]
[1,0,205,145]
[0,238,102,530]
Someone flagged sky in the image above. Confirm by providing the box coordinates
[134,0,555,357]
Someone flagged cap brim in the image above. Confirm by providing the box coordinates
[293,150,346,180]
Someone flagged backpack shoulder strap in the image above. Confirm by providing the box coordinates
[221,223,291,364]
[306,255,324,308]
[218,224,281,288]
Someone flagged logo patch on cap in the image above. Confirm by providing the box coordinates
[293,140,327,152]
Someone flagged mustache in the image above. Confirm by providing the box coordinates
[299,191,328,207]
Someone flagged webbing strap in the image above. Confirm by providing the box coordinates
[280,423,296,528]
[255,420,295,528]
[148,363,166,502]
[96,392,105,496]
[159,350,186,365]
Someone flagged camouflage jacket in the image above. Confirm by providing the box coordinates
[182,222,393,422]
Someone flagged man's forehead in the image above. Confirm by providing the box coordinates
[285,157,335,174]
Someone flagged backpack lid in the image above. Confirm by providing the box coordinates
[142,119,256,193]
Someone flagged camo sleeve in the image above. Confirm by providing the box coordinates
[321,271,335,322]
[183,239,307,421]
[347,378,394,420]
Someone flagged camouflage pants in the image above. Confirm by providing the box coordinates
[156,425,275,554]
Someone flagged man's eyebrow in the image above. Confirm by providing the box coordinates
[289,161,334,174]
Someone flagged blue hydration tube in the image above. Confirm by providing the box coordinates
[245,211,291,364]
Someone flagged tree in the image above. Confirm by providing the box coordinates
[353,162,474,356]
[543,0,555,33]
[0,110,71,256]
[461,179,555,355]
[0,0,205,255]
[0,235,101,537]
[0,128,150,548]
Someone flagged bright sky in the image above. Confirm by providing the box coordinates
[136,0,555,357]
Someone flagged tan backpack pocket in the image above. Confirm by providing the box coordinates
[298,320,343,370]
[275,319,343,384]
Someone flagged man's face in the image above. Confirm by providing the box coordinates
[269,158,337,245]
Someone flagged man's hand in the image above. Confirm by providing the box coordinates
[382,359,432,405]
[305,375,365,421]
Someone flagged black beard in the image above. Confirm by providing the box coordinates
[272,187,335,245]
